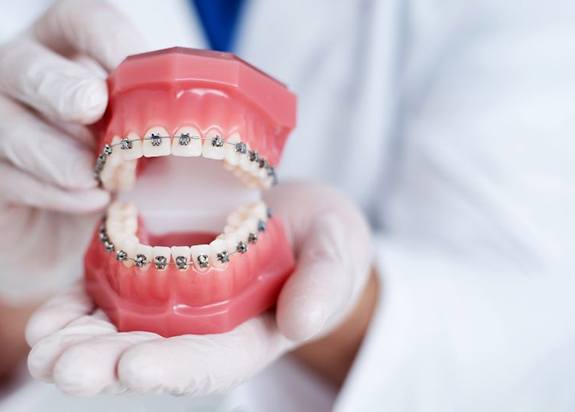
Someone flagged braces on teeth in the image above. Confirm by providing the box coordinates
[97,208,272,271]
[93,133,278,185]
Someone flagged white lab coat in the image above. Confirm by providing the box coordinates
[1,1,574,411]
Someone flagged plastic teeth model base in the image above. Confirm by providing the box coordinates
[84,47,297,337]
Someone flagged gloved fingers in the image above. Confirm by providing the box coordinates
[0,39,107,124]
[265,182,372,341]
[0,97,98,190]
[27,311,117,382]
[0,161,109,213]
[52,332,159,396]
[26,284,93,347]
[33,0,147,71]
[117,314,292,396]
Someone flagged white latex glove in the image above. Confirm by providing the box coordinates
[26,182,372,396]
[0,0,146,302]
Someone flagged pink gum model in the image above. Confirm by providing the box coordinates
[85,47,297,336]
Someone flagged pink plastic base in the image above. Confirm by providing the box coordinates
[84,218,295,337]
[85,263,291,336]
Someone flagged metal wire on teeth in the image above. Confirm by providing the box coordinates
[93,135,277,185]
[98,213,271,270]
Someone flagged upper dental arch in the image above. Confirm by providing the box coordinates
[94,131,278,187]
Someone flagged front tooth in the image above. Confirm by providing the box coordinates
[209,239,229,269]
[172,126,202,157]
[135,244,153,269]
[224,133,242,166]
[190,245,210,271]
[143,126,171,157]
[120,132,143,160]
[152,246,171,271]
[202,129,225,160]
[171,246,190,270]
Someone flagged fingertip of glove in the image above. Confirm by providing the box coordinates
[63,189,110,214]
[117,345,161,392]
[277,297,327,342]
[53,349,103,396]
[71,79,108,124]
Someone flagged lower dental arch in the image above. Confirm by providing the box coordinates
[99,200,272,272]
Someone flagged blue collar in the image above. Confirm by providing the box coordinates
[191,0,247,52]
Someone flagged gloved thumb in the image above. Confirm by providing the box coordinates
[276,213,359,342]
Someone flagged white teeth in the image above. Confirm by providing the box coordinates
[224,132,242,166]
[116,159,137,191]
[104,199,271,269]
[224,232,240,255]
[106,201,138,245]
[121,132,143,160]
[99,128,272,191]
[226,205,249,227]
[100,136,123,191]
[118,235,139,267]
[172,126,202,157]
[202,129,225,160]
[239,143,252,171]
[152,246,171,270]
[171,246,191,270]
[251,201,267,220]
[108,201,137,219]
[105,221,124,244]
[190,245,211,271]
[135,244,153,269]
[209,239,229,269]
[143,126,171,157]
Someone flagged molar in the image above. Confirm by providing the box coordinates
[116,159,137,191]
[172,126,202,157]
[202,129,225,160]
[251,202,268,220]
[143,126,171,157]
[120,132,143,160]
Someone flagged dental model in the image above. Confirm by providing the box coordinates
[84,48,296,336]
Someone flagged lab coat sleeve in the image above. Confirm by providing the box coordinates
[336,5,575,412]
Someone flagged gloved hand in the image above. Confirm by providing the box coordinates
[26,182,373,396]
[0,0,146,302]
